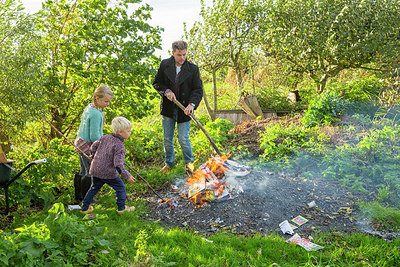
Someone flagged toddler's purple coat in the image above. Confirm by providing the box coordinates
[89,133,131,180]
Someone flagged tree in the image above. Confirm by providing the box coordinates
[184,4,229,121]
[0,0,46,150]
[213,0,261,92]
[260,0,400,94]
[36,0,162,137]
[185,0,262,119]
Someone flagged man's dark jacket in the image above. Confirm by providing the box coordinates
[152,56,203,123]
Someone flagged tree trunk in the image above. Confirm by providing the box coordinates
[212,70,218,115]
[203,91,215,121]
[340,88,346,97]
[50,107,65,139]
[316,76,328,94]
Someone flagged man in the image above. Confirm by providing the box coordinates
[152,40,203,175]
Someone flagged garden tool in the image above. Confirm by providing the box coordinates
[172,99,222,156]
[172,99,252,175]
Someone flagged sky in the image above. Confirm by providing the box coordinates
[20,0,210,58]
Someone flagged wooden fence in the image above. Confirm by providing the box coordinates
[215,110,290,125]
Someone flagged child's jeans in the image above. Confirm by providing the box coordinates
[82,176,126,211]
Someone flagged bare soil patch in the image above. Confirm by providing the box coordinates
[143,168,362,237]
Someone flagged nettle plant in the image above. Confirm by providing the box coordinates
[301,92,348,128]
[259,122,330,160]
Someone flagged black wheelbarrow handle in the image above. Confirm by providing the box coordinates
[1,158,47,214]
[5,158,47,187]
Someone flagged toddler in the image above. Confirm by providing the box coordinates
[81,116,135,214]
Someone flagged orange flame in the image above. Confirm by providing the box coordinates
[216,185,225,197]
[187,162,195,172]
[158,198,170,203]
[185,153,231,205]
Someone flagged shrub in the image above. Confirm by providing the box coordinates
[0,203,110,265]
[125,115,164,166]
[336,75,384,117]
[6,138,77,209]
[360,201,400,231]
[312,119,400,203]
[301,92,347,127]
[259,122,330,160]
[191,118,235,161]
[342,75,384,103]
[257,86,294,111]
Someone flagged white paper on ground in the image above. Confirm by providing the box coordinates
[279,220,295,235]
[68,204,81,211]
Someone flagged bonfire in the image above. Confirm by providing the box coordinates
[182,153,249,207]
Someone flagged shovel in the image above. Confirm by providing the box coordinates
[172,99,222,156]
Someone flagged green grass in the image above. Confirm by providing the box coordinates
[2,170,400,266]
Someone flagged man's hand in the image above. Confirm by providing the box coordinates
[184,104,194,115]
[127,176,135,184]
[166,91,176,102]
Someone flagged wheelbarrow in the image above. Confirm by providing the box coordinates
[0,158,47,214]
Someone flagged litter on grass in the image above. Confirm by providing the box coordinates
[83,214,96,220]
[279,220,295,235]
[202,237,214,243]
[286,234,324,251]
[68,204,81,211]
[289,223,298,230]
[292,215,308,226]
[307,201,317,208]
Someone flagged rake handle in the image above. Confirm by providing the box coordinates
[172,99,222,156]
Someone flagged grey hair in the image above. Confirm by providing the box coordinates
[172,40,188,52]
[111,116,131,134]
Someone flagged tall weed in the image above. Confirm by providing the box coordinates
[301,92,347,127]
[259,122,330,160]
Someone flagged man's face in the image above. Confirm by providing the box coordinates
[172,49,187,66]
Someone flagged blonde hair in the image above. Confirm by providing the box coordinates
[93,85,113,106]
[111,116,131,134]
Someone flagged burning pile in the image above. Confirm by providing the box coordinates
[182,154,249,206]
